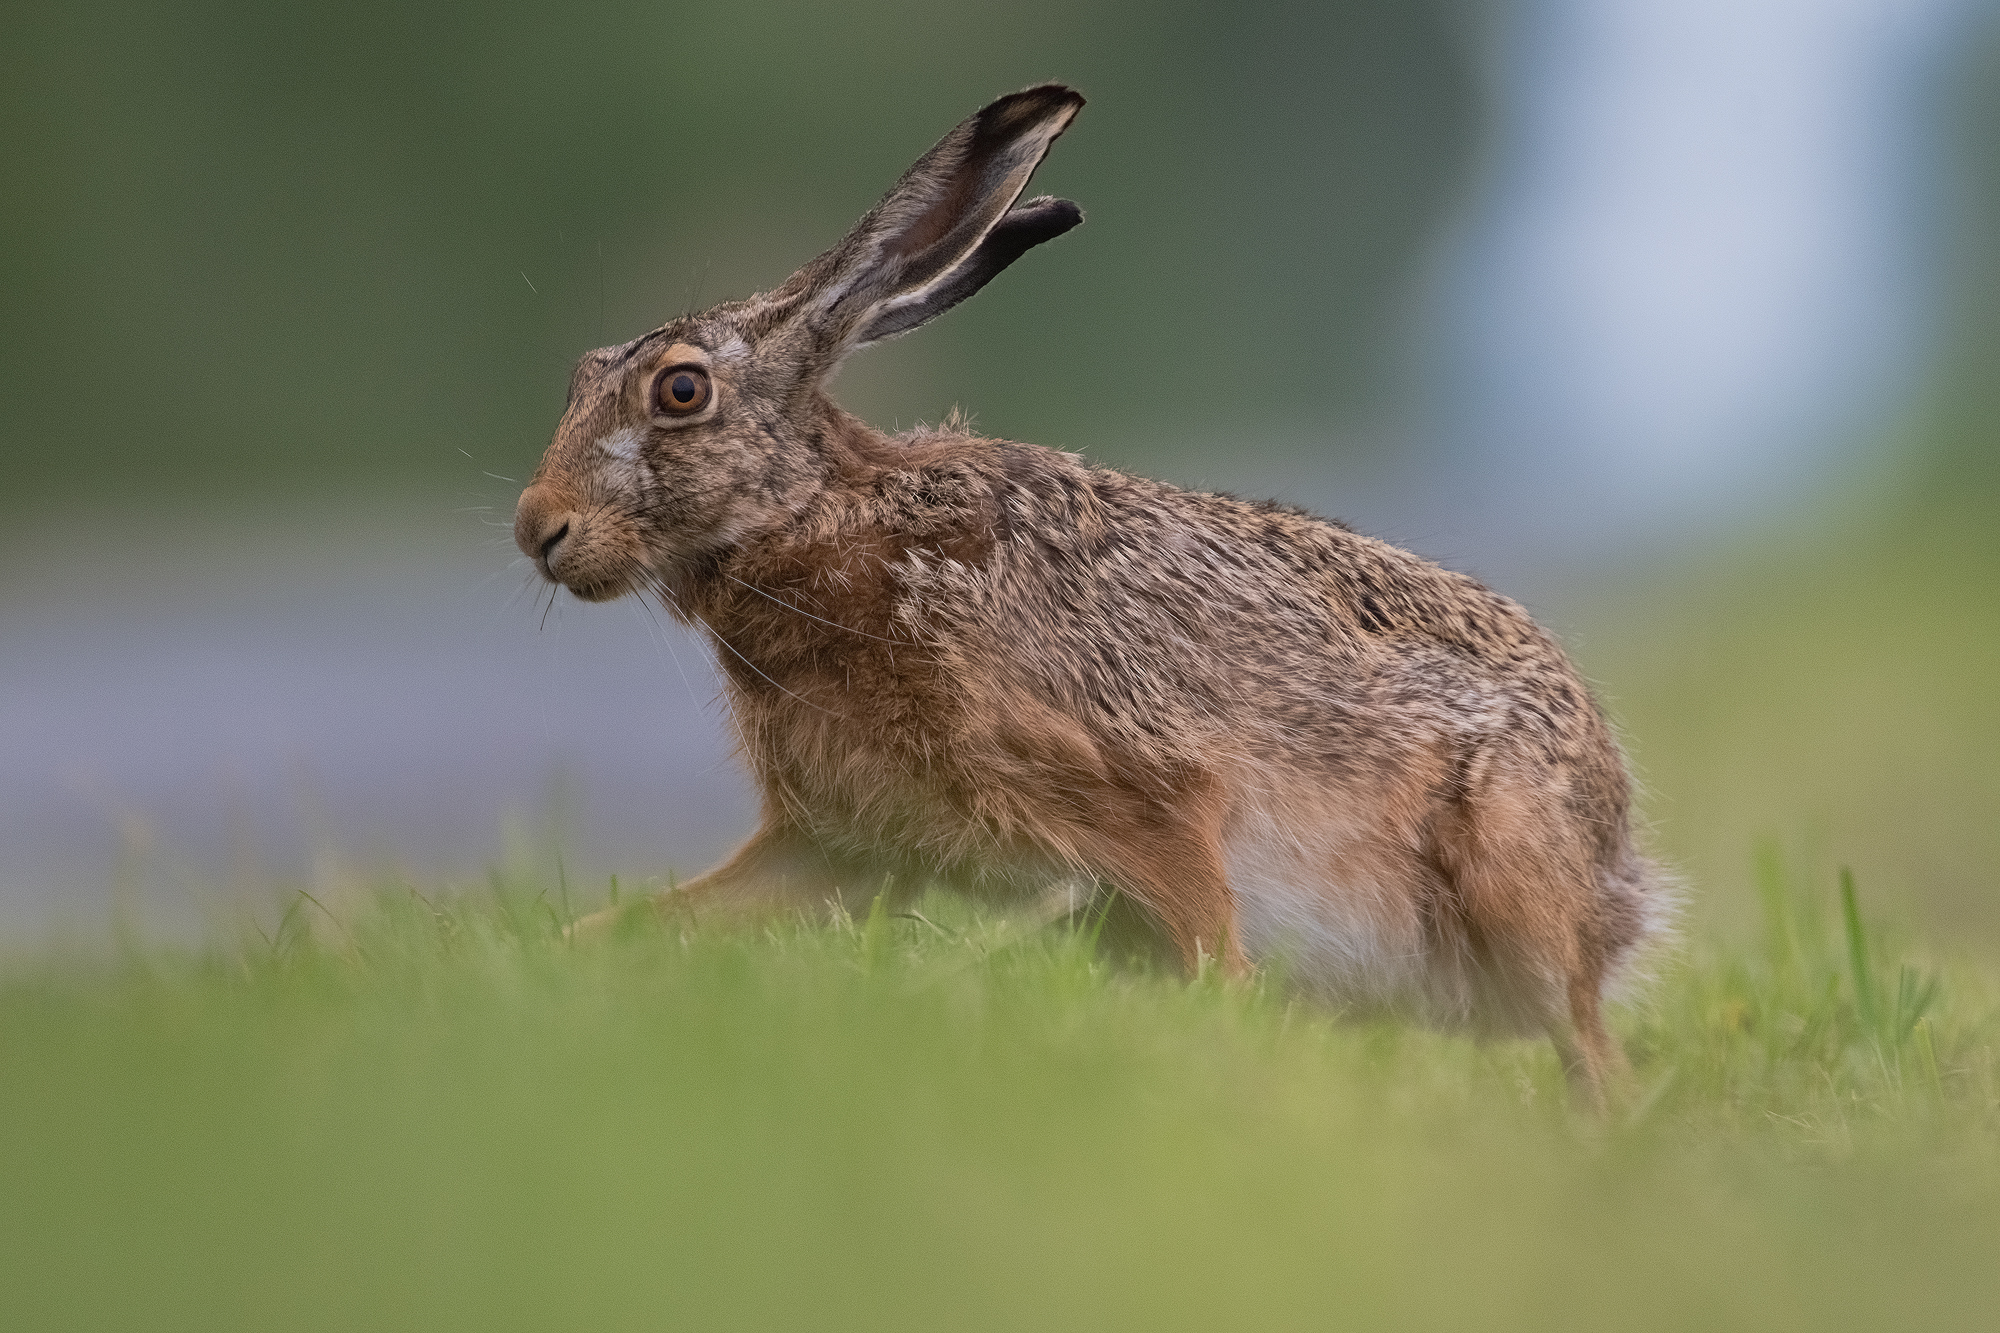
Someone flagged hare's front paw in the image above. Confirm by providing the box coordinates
[562,893,678,943]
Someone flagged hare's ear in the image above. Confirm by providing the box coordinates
[780,85,1084,358]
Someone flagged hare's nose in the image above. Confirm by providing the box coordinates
[529,512,578,577]
[537,518,571,564]
[514,486,583,579]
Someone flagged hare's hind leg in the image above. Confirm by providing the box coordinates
[1430,794,1628,1110]
[1557,970,1627,1110]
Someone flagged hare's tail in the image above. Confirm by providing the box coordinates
[1600,852,1684,1001]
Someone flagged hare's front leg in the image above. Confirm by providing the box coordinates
[1076,793,1247,979]
[568,820,880,937]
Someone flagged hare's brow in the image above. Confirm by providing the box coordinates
[613,327,679,368]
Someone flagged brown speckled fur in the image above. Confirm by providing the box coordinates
[514,85,1669,1104]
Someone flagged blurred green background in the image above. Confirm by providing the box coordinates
[0,0,1478,501]
[1,0,1995,942]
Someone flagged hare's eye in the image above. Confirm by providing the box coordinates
[655,365,711,416]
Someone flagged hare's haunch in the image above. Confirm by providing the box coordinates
[515,85,1670,1103]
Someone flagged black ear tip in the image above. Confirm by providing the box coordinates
[1030,196,1085,234]
[1023,82,1086,111]
[984,83,1086,129]
[1000,196,1084,248]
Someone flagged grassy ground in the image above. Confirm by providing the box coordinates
[3,863,1997,1332]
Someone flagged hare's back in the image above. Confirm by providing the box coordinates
[969,455,1587,747]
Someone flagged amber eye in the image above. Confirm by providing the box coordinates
[655,365,711,416]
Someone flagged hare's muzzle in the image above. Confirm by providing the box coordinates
[514,483,633,603]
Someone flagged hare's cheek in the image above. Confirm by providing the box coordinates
[592,426,652,480]
[586,425,664,496]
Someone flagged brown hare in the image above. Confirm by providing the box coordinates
[514,85,1669,1103]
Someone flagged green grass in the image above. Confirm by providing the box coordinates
[4,864,1997,1332]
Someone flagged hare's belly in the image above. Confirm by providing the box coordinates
[1224,802,1441,1014]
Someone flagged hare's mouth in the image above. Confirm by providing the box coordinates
[564,576,632,603]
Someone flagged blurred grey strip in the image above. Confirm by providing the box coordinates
[0,508,755,937]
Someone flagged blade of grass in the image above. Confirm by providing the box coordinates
[1754,840,1795,980]
[1839,867,1878,1034]
[1913,1018,1946,1100]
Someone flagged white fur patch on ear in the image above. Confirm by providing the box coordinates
[594,425,647,463]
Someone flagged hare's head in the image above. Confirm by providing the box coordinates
[514,85,1083,603]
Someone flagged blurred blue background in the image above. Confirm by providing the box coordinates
[4,0,1996,939]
